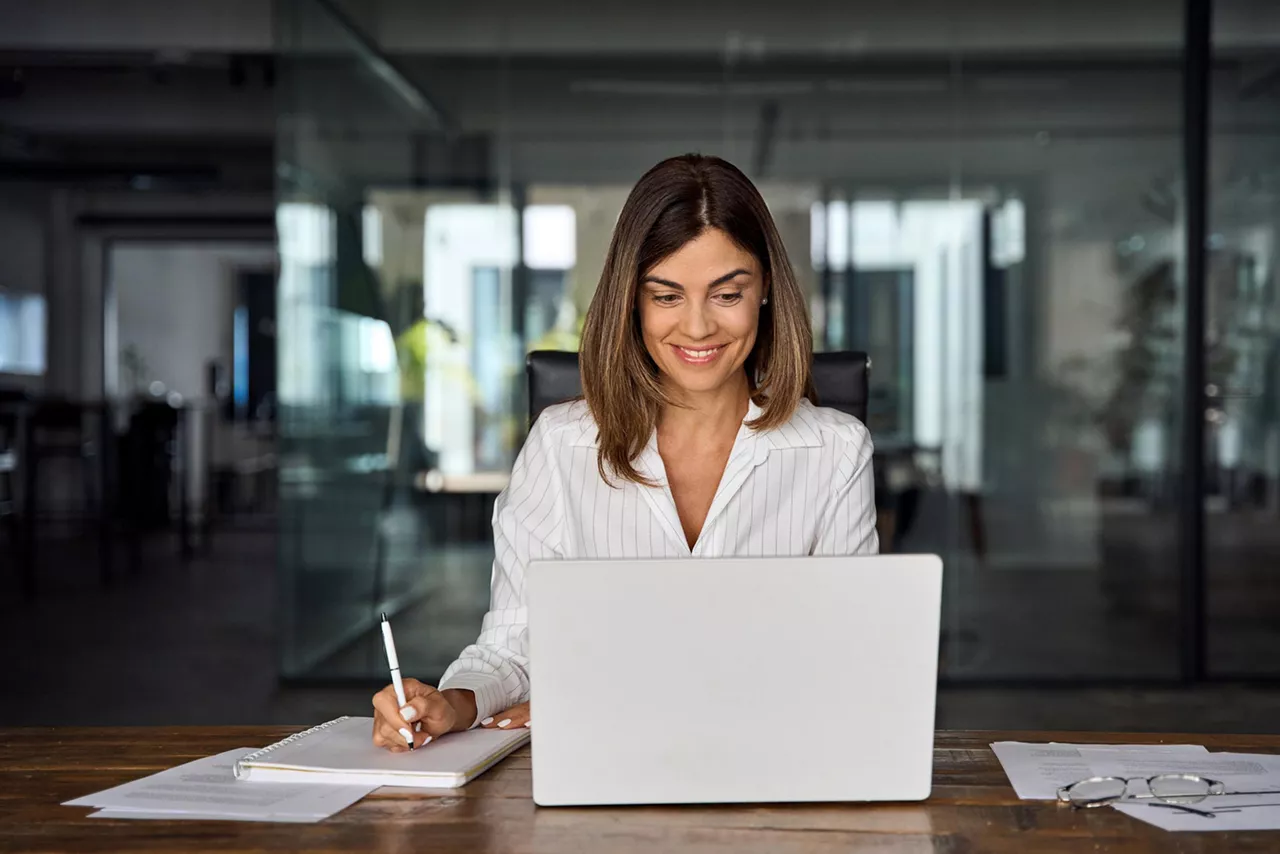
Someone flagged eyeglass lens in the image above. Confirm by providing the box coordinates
[1067,775,1215,806]
[1148,775,1213,803]
[1067,778,1128,804]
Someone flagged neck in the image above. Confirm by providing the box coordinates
[657,371,752,444]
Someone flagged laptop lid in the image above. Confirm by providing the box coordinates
[527,555,943,806]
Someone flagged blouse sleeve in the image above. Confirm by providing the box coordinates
[437,415,565,725]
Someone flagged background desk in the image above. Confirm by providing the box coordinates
[3,728,1279,853]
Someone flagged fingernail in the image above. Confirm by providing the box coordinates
[525,721,532,728]
[400,706,417,722]
[414,722,422,732]
[481,717,494,726]
[422,736,432,746]
[497,719,512,728]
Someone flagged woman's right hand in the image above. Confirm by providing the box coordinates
[370,679,472,752]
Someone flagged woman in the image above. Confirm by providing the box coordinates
[372,154,877,750]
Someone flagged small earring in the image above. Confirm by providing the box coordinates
[761,297,769,306]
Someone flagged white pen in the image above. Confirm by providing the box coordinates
[380,612,416,750]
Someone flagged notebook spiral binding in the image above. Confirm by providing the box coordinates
[233,716,351,780]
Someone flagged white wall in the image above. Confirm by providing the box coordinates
[109,243,275,402]
[422,204,517,474]
[41,190,273,401]
[109,242,276,509]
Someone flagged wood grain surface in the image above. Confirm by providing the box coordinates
[3,728,1279,853]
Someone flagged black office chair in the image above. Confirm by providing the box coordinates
[526,350,869,426]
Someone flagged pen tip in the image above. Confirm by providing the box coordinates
[381,611,387,622]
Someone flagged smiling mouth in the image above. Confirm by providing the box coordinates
[671,344,726,364]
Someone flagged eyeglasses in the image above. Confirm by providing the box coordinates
[1058,774,1227,810]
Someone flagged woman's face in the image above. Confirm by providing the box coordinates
[637,227,765,398]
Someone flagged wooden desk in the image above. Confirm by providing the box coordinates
[3,728,1279,852]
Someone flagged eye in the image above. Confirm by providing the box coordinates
[714,292,744,305]
[651,293,681,305]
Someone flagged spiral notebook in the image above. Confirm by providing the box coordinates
[233,716,530,789]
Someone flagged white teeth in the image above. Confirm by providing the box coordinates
[679,346,720,358]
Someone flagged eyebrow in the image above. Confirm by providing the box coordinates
[641,268,751,290]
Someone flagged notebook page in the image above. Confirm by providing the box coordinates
[245,717,529,778]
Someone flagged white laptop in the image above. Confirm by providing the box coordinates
[526,555,943,806]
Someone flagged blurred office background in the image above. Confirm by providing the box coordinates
[2,0,1280,730]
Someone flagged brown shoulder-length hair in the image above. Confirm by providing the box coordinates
[578,153,816,486]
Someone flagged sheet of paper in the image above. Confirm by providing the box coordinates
[991,742,1210,800]
[1082,749,1280,790]
[64,748,374,822]
[1115,794,1280,832]
[88,809,321,824]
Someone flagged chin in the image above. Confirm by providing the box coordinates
[660,363,740,395]
[668,376,727,395]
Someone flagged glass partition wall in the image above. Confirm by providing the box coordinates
[276,0,1280,684]
[1208,0,1280,677]
[275,0,476,678]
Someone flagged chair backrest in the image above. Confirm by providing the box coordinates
[525,350,584,426]
[526,350,869,426]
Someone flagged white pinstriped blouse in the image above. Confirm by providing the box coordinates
[437,396,879,725]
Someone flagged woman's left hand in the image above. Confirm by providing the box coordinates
[478,701,530,730]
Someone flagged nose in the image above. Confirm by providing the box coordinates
[679,299,715,341]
